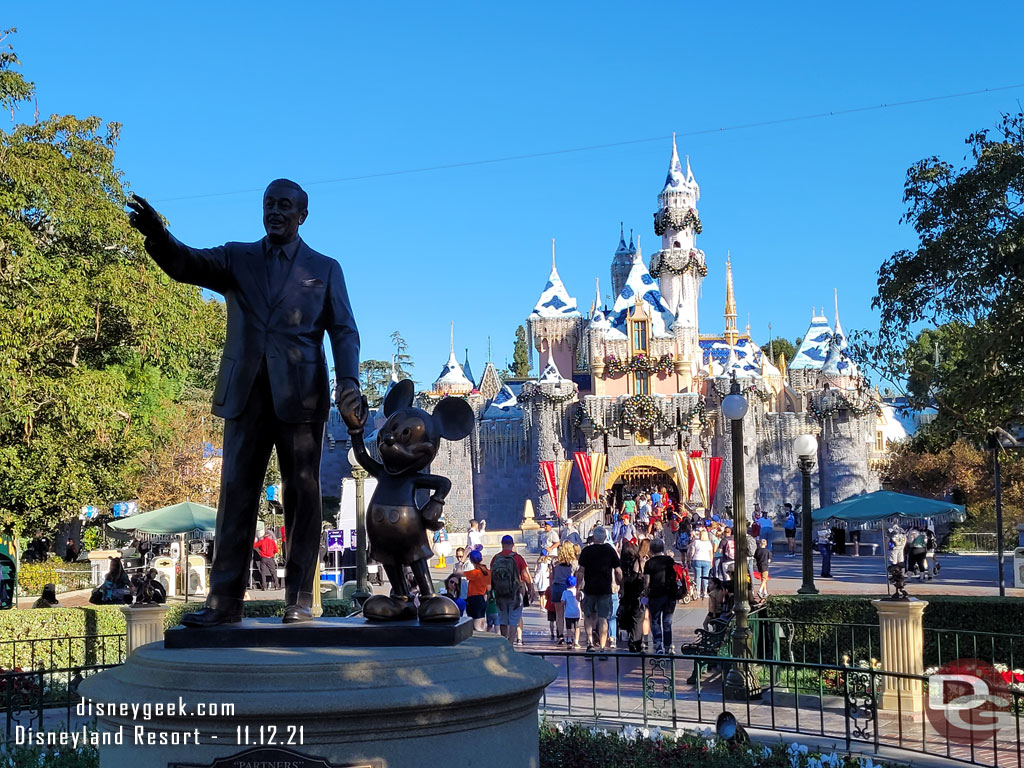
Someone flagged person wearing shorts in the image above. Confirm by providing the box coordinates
[561,576,582,648]
[464,549,490,631]
[576,526,621,652]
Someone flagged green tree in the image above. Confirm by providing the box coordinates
[0,32,225,535]
[856,112,1024,446]
[359,359,392,407]
[508,325,530,377]
[762,338,797,365]
[389,330,414,382]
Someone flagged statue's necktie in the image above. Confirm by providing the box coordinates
[267,247,287,292]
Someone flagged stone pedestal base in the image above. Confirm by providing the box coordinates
[873,598,928,713]
[121,604,168,655]
[79,634,555,768]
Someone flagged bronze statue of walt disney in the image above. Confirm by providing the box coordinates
[338,380,473,623]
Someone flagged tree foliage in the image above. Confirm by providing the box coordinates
[508,324,530,377]
[883,439,1024,538]
[857,113,1024,445]
[389,330,414,382]
[358,359,392,407]
[762,337,797,365]
[0,32,225,534]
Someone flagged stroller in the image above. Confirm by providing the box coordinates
[674,562,698,604]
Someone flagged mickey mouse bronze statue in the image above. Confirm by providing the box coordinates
[338,379,474,622]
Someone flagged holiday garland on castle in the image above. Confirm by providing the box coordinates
[653,207,702,236]
[603,352,675,376]
[418,391,472,408]
[574,395,707,436]
[648,248,708,279]
[807,390,882,422]
[517,381,579,404]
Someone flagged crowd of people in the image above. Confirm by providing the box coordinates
[425,489,783,654]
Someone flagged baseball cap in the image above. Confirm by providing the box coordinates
[468,549,483,564]
[501,534,514,546]
[566,575,577,586]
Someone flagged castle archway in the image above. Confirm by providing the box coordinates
[605,455,679,507]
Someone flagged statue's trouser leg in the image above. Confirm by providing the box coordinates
[275,417,325,610]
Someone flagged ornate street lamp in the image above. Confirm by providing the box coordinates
[721,375,761,700]
[794,433,819,596]
[347,447,372,605]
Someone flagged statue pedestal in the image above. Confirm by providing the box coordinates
[872,598,928,713]
[79,633,555,768]
[120,604,168,655]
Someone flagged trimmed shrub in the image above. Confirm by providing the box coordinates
[1,600,355,671]
[15,557,92,597]
[0,606,126,669]
[764,595,1024,667]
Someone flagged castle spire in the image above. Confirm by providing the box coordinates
[833,288,848,349]
[662,132,686,191]
[724,254,738,346]
[551,238,556,272]
[449,321,454,356]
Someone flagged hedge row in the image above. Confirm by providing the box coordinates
[1,599,354,671]
[16,557,92,596]
[764,594,1024,667]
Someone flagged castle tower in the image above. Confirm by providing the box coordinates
[527,238,583,379]
[432,323,474,395]
[610,223,632,300]
[649,135,705,368]
[724,256,739,346]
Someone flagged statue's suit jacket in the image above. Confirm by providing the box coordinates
[145,232,359,424]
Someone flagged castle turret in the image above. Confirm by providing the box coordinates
[610,223,632,300]
[724,256,739,346]
[649,135,705,370]
[527,238,583,379]
[432,323,474,395]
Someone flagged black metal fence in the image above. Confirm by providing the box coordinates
[527,649,1023,768]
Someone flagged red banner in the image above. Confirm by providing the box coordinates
[573,452,593,502]
[707,456,723,510]
[687,450,702,497]
[540,460,558,511]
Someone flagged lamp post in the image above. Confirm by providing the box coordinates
[347,447,371,605]
[988,428,1024,598]
[721,375,761,700]
[794,433,819,596]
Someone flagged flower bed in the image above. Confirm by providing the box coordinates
[540,721,895,768]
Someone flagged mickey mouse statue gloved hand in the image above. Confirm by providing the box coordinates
[339,379,474,623]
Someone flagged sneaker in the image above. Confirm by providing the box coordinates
[556,636,565,646]
[608,642,617,650]
[654,646,665,654]
[586,644,595,653]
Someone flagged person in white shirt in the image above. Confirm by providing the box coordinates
[466,519,485,552]
[560,576,582,648]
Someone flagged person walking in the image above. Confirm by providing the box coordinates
[576,526,621,652]
[253,532,281,590]
[754,538,771,598]
[561,576,582,648]
[466,520,484,553]
[489,535,536,644]
[783,505,797,557]
[816,528,834,578]
[907,528,928,579]
[616,540,646,653]
[550,543,577,646]
[643,538,678,654]
[689,528,714,598]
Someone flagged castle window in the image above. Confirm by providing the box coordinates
[632,321,648,353]
[635,370,650,395]
[875,430,885,452]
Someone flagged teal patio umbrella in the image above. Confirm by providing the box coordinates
[811,490,966,529]
[109,501,217,540]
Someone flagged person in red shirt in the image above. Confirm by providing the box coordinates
[489,535,536,644]
[253,533,280,590]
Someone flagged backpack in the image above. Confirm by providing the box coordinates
[490,553,521,600]
[676,530,691,552]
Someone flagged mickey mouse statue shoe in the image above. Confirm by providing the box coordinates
[338,380,474,625]
[363,594,418,622]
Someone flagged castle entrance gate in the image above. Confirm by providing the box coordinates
[605,456,679,510]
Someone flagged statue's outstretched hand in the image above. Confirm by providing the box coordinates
[338,388,368,432]
[127,194,166,240]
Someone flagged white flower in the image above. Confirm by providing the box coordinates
[555,721,566,733]
[807,757,823,768]
[762,746,774,758]
[821,752,841,768]
[649,726,664,742]
[622,724,639,741]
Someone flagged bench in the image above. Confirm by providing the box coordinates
[681,614,733,684]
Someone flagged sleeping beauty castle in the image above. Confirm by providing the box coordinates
[325,137,907,530]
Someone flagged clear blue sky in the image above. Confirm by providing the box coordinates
[10,3,1024,384]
